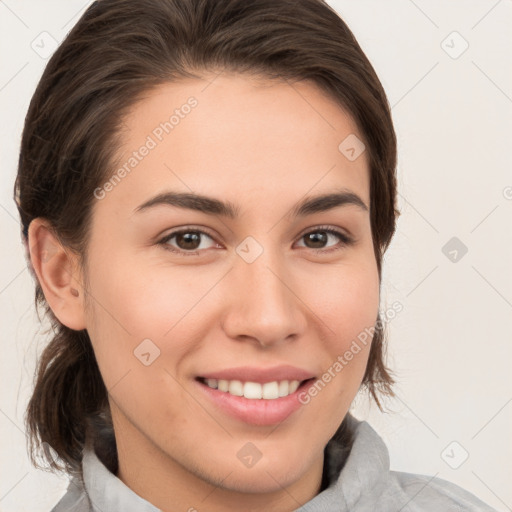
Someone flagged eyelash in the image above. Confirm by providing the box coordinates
[157,225,354,257]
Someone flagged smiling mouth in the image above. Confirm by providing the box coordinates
[196,377,315,400]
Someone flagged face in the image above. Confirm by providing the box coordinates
[81,73,379,502]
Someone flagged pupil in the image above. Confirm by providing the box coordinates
[306,232,327,248]
[178,232,200,250]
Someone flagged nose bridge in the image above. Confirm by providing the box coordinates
[223,236,304,345]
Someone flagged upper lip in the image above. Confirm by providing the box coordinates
[198,365,316,384]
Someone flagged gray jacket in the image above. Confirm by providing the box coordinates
[51,414,497,511]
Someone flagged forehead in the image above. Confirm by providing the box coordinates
[100,72,370,217]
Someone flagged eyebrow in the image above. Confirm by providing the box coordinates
[134,188,368,218]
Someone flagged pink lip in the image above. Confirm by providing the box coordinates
[195,365,317,426]
[198,365,316,383]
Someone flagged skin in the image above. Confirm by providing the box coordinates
[29,73,380,512]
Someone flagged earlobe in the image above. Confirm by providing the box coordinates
[27,218,86,331]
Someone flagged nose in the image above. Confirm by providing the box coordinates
[221,245,307,348]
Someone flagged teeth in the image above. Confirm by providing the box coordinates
[244,382,262,399]
[289,380,300,393]
[228,380,243,397]
[262,381,279,399]
[202,378,304,399]
[206,378,218,389]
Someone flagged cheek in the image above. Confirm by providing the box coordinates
[83,253,220,383]
[304,261,380,412]
[292,261,380,436]
[85,249,209,336]
[313,260,380,349]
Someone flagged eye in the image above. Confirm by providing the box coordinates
[159,228,218,256]
[295,226,354,253]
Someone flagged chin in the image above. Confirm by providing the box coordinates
[218,466,304,494]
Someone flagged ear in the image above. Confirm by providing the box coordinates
[27,218,86,330]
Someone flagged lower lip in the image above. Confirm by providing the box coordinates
[195,379,316,426]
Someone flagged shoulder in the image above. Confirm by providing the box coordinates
[382,470,498,511]
[321,416,498,512]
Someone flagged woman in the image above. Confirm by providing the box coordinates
[15,0,497,510]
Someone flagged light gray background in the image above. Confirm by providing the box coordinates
[1,1,511,511]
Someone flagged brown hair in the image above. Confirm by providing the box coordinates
[15,0,398,476]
